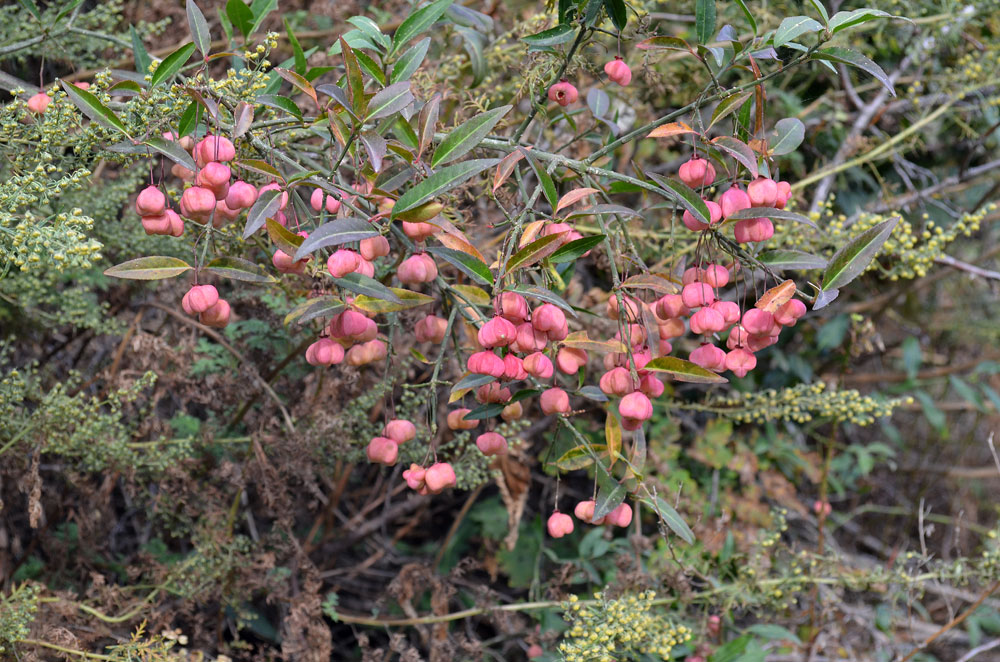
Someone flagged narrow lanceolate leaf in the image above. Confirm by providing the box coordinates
[521,24,576,48]
[150,42,197,88]
[294,218,379,259]
[431,105,511,167]
[555,445,601,471]
[605,412,622,468]
[331,272,402,303]
[695,0,717,45]
[644,356,728,384]
[828,9,895,34]
[352,288,435,314]
[647,121,698,139]
[734,0,757,35]
[233,101,254,138]
[549,235,605,264]
[620,273,679,294]
[493,148,527,193]
[390,37,430,84]
[769,117,804,156]
[366,81,414,120]
[275,68,319,107]
[425,246,492,285]
[243,189,282,239]
[636,35,690,51]
[646,173,711,227]
[725,207,817,229]
[561,331,626,354]
[709,89,753,129]
[257,94,303,120]
[226,0,254,39]
[204,256,275,283]
[508,284,578,317]
[808,0,829,24]
[757,249,828,271]
[593,468,626,520]
[754,280,797,313]
[450,372,495,396]
[391,159,498,218]
[340,38,367,118]
[131,25,153,76]
[821,217,899,293]
[711,136,759,178]
[265,219,304,256]
[524,152,558,211]
[360,131,387,172]
[642,496,695,543]
[59,80,128,135]
[504,232,567,274]
[812,47,896,96]
[104,256,192,280]
[392,0,453,55]
[772,16,823,49]
[555,187,600,214]
[284,296,344,326]
[186,0,211,57]
[143,136,196,171]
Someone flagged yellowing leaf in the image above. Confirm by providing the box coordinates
[451,284,491,306]
[561,331,627,354]
[605,412,621,469]
[647,121,697,139]
[755,279,797,313]
[438,231,486,263]
[352,288,434,313]
[555,187,600,214]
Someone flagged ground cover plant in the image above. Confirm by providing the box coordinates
[1,0,1000,660]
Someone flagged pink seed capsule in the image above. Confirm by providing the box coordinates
[467,350,506,378]
[195,162,232,201]
[689,343,727,372]
[775,181,792,209]
[689,306,726,335]
[403,464,426,491]
[606,502,633,527]
[273,248,307,275]
[655,294,689,321]
[424,462,457,493]
[478,316,518,348]
[573,500,606,525]
[397,253,438,284]
[415,315,449,343]
[556,347,588,375]
[225,181,258,210]
[532,303,566,334]
[747,177,779,208]
[135,186,166,216]
[360,235,390,261]
[327,249,360,278]
[678,157,716,189]
[353,258,375,278]
[682,209,709,232]
[305,338,345,366]
[606,294,641,321]
[501,401,524,421]
[512,322,548,353]
[195,134,236,167]
[702,264,729,288]
[733,217,774,243]
[498,292,529,324]
[603,56,632,86]
[447,408,478,431]
[502,354,528,381]
[181,284,219,315]
[476,431,508,456]
[742,308,776,335]
[719,185,751,219]
[366,436,399,466]
[384,419,417,444]
[599,367,638,397]
[725,348,757,378]
[522,352,554,379]
[179,186,217,222]
[540,387,571,415]
[475,381,511,404]
[546,511,574,538]
[402,221,438,242]
[258,182,289,210]
[547,80,579,107]
[681,282,716,309]
[639,374,665,398]
[141,212,172,235]
[328,310,370,339]
[618,391,653,421]
[709,300,741,328]
[200,299,231,328]
[774,299,807,327]
[26,92,51,114]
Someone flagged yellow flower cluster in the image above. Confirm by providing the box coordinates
[705,382,906,425]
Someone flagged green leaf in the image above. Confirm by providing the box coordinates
[549,235,605,264]
[508,284,578,317]
[150,42,197,88]
[353,288,435,313]
[820,216,898,293]
[226,0,254,39]
[593,467,626,520]
[813,47,895,96]
[773,16,823,49]
[712,634,751,662]
[695,0,716,44]
[104,256,192,280]
[724,207,817,229]
[646,173,711,227]
[757,249,827,271]
[142,136,196,171]
[711,136,759,178]
[186,0,211,57]
[284,296,344,326]
[643,356,728,384]
[808,0,829,24]
[505,233,567,274]
[431,105,511,167]
[641,496,695,544]
[554,444,601,471]
[828,8,894,34]
[521,24,575,48]
[769,117,805,156]
[243,189,283,239]
[355,50,387,86]
[392,0,453,55]
[347,15,391,51]
[249,0,277,34]
[464,403,506,420]
[391,159,498,218]
[331,272,403,304]
[294,218,379,259]
[17,0,40,21]
[605,0,627,30]
[390,37,431,84]
[257,94,303,120]
[366,81,414,120]
[733,0,757,35]
[746,624,802,643]
[340,37,368,118]
[59,80,128,135]
[524,152,558,211]
[52,0,84,25]
[950,375,985,412]
[450,373,496,395]
[708,89,753,130]
[177,101,198,138]
[265,218,304,256]
[425,247,493,285]
[204,256,275,283]
[130,25,152,75]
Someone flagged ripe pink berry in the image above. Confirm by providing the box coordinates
[774,298,806,327]
[415,315,448,343]
[424,462,457,493]
[658,338,673,355]
[709,300,741,328]
[476,381,512,404]
[702,264,729,288]
[690,306,726,335]
[682,208,710,231]
[678,157,716,189]
[725,348,757,378]
[180,186,217,222]
[573,500,606,525]
[547,511,574,538]
[272,248,307,275]
[775,181,792,209]
[476,431,508,456]
[310,187,342,213]
[640,374,665,398]
[681,282,716,309]
[401,221,438,242]
[522,352,554,379]
[384,419,417,444]
[224,181,257,210]
[527,644,544,659]
[719,186,751,219]
[502,401,524,421]
[166,210,184,236]
[447,408,478,431]
[604,57,632,86]
[532,304,566,334]
[618,391,653,422]
[606,294,641,321]
[655,294,689,321]
[346,338,388,366]
[727,325,749,350]
[200,299,231,328]
[26,92,51,114]
[136,186,166,216]
[742,308,776,335]
[353,258,375,278]
[327,249,361,278]
[747,177,779,208]
[600,367,638,397]
[707,614,722,635]
[141,212,172,235]
[468,350,506,378]
[540,387,571,415]
[366,436,399,465]
[689,343,727,372]
[258,182,289,210]
[195,135,236,167]
[478,316,518,348]
[360,235,390,261]
[547,80,579,107]
[556,347,588,375]
[213,200,241,226]
[747,332,779,353]
[733,217,774,243]
[498,292,529,324]
[328,310,371,339]
[195,162,232,201]
[813,500,832,517]
[171,163,195,182]
[512,322,548,353]
[182,284,220,315]
[397,253,438,284]
[503,354,528,381]
[403,464,426,491]
[305,338,345,366]
[606,502,633,527]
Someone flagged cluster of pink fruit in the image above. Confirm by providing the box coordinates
[547,498,633,538]
[547,57,633,107]
[364,417,459,494]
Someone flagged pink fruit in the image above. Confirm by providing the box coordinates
[690,343,727,372]
[775,181,792,209]
[384,419,416,443]
[328,310,370,339]
[166,210,184,237]
[547,511,574,538]
[200,299,231,328]
[813,500,832,517]
[195,135,236,167]
[136,186,166,216]
[640,374,665,398]
[600,367,638,397]
[733,217,774,243]
[547,80,579,107]
[710,300,741,328]
[397,253,438,284]
[681,282,716,309]
[213,200,241,226]
[512,322,548,353]
[403,464,426,491]
[618,391,653,421]
[447,408,478,431]
[725,348,757,378]
[747,177,779,208]
[604,57,632,86]
[774,298,806,326]
[503,354,528,381]
[606,294,642,321]
[171,163,196,182]
[606,502,633,527]
[195,162,232,200]
[702,264,729,288]
[678,157,716,189]
[689,306,726,335]
[415,315,449,343]
[424,462,457,493]
[366,436,399,465]
[327,249,361,278]
[502,401,524,421]
[719,186,751,219]
[556,347,588,375]
[747,332,779,353]
[181,284,220,315]
[478,316,518,348]
[26,92,51,114]
[742,308,776,335]
[476,431,508,456]
[360,235,390,261]
[655,294,689,321]
[523,352,554,379]
[467,350,506,378]
[727,325,750,350]
[532,304,566,334]
[310,187,342,214]
[305,338,345,366]
[476,381,511,404]
[273,248,307,275]
[353,258,375,278]
[574,500,606,525]
[498,292,529,324]
[682,209,709,232]
[346,338,387,366]
[225,181,257,209]
[258,182,289,210]
[141,213,172,235]
[540,387,571,415]
[180,186,217,222]
[528,644,544,659]
[401,221,438,241]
